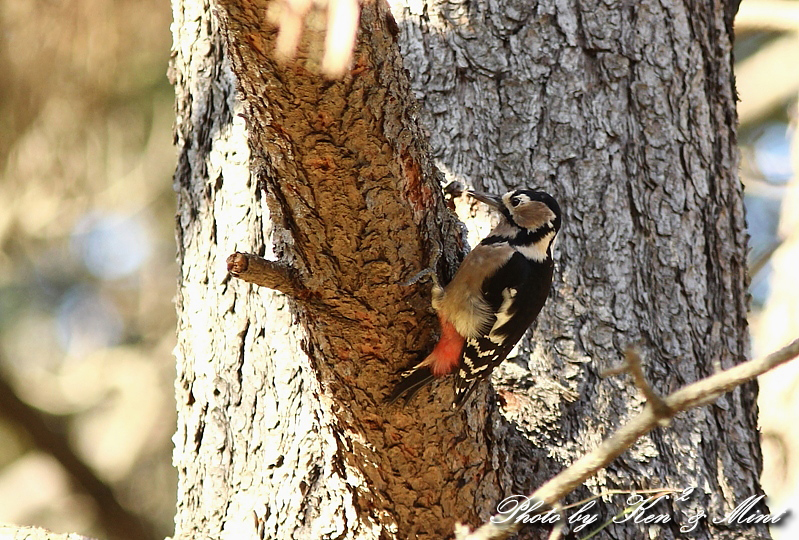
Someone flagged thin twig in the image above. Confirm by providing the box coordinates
[457,337,799,540]
[227,252,305,297]
[749,239,783,278]
[559,487,681,511]
[578,492,670,540]
[602,348,671,419]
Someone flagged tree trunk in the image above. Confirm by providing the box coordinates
[170,0,769,539]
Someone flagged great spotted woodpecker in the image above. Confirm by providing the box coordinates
[389,188,561,408]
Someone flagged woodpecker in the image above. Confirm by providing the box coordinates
[389,188,561,408]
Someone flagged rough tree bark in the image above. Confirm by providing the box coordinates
[171,0,769,539]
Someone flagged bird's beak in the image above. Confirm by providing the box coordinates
[467,190,503,209]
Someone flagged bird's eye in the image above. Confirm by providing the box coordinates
[510,197,521,207]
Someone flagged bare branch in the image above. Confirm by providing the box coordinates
[226,252,306,297]
[457,337,799,540]
[749,238,783,278]
[602,347,671,420]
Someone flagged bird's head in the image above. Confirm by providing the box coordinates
[468,188,561,235]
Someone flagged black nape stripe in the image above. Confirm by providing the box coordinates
[481,226,552,247]
[481,235,511,245]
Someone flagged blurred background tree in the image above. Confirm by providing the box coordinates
[0,0,797,539]
[0,0,176,538]
[736,3,799,539]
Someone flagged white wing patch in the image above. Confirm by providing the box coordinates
[487,287,516,344]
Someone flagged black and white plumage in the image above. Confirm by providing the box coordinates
[389,188,561,408]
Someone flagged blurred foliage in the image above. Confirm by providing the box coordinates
[0,0,176,538]
[0,0,796,539]
[735,3,799,539]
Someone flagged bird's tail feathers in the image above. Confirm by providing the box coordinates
[386,364,436,406]
[453,367,499,409]
[452,377,483,409]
